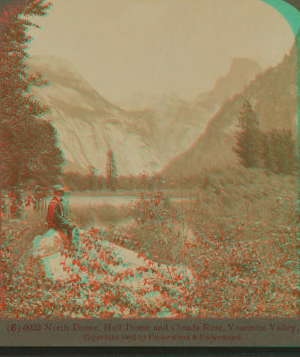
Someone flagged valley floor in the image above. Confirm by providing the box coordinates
[1,167,299,318]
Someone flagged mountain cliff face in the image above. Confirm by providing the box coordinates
[193,58,262,113]
[28,55,262,176]
[162,43,297,180]
[28,56,163,176]
[119,58,261,164]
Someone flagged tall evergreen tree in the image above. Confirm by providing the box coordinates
[96,173,104,192]
[0,0,64,217]
[86,165,97,191]
[280,129,297,175]
[234,100,262,168]
[105,150,118,192]
[263,129,297,175]
[262,131,277,173]
[28,120,64,191]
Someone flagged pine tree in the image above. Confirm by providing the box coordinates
[105,150,118,192]
[264,129,297,175]
[29,120,64,190]
[0,0,64,217]
[96,174,104,192]
[262,132,277,173]
[86,165,97,191]
[275,130,287,174]
[280,130,297,175]
[234,100,262,168]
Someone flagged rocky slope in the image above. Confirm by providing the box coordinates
[120,58,262,164]
[162,42,297,180]
[28,55,262,176]
[28,56,162,176]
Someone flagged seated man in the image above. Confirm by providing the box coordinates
[46,185,78,248]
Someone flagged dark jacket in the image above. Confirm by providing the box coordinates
[46,196,74,231]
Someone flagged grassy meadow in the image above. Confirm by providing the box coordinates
[1,165,299,318]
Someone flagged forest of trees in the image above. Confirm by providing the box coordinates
[1,0,64,217]
[234,100,298,175]
[62,163,156,192]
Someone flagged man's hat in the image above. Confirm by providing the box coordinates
[53,184,71,193]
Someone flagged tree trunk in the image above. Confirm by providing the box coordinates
[9,166,23,219]
[9,186,22,219]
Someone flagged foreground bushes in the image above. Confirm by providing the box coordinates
[102,167,299,316]
[1,167,299,318]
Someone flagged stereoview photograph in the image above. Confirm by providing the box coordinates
[1,0,299,323]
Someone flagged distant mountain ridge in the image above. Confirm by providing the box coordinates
[28,55,262,176]
[119,58,261,164]
[28,56,163,176]
[193,58,262,112]
[162,42,297,180]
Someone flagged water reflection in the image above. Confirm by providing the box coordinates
[68,195,190,207]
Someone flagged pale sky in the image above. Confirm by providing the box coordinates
[27,0,297,103]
